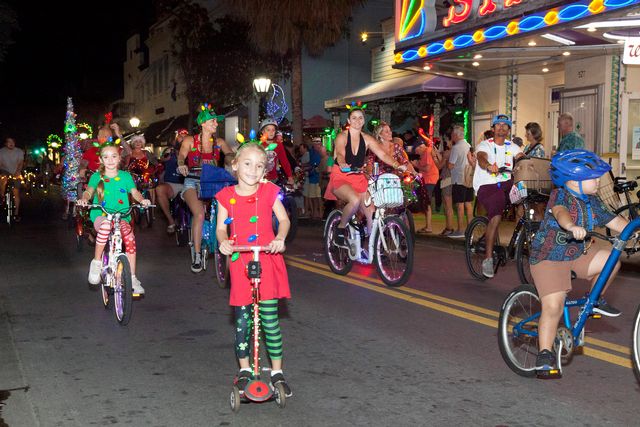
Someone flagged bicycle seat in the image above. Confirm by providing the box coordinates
[613,177,638,194]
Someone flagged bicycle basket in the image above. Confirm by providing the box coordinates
[370,173,404,209]
[198,165,237,199]
[597,170,622,211]
[513,157,552,194]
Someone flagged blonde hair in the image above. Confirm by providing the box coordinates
[373,121,391,142]
[233,142,267,164]
[95,145,121,202]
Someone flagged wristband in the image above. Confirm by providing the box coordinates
[177,159,185,166]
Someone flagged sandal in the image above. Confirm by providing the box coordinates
[417,227,432,234]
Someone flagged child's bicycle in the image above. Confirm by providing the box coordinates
[84,203,155,326]
[229,245,287,412]
[498,218,640,378]
[323,166,414,287]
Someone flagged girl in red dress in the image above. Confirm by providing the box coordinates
[215,142,292,397]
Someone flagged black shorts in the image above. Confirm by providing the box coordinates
[452,184,474,203]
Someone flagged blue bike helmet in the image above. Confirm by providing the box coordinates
[491,114,512,128]
[550,149,611,187]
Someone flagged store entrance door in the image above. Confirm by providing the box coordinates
[559,86,601,153]
[619,92,640,178]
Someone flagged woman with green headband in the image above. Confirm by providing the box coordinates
[177,104,235,273]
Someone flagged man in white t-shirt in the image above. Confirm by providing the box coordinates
[448,125,473,238]
[472,115,524,277]
[0,137,25,221]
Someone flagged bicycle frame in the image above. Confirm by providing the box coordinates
[344,209,385,264]
[512,217,640,347]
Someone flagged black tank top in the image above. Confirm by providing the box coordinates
[345,131,366,169]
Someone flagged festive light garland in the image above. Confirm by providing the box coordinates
[46,134,63,148]
[76,122,93,139]
[62,97,81,202]
[265,84,289,125]
[394,0,639,64]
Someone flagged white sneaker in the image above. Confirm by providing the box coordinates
[191,252,203,273]
[482,258,494,278]
[88,259,102,285]
[131,275,145,295]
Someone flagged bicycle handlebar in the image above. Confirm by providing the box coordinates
[82,203,156,216]
[231,245,271,252]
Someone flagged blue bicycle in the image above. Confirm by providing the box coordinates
[498,218,640,377]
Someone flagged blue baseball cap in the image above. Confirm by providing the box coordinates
[491,114,512,128]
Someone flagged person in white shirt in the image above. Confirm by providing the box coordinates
[0,137,25,221]
[472,115,524,277]
[448,125,473,238]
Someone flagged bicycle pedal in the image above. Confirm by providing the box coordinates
[589,313,602,319]
[536,368,562,379]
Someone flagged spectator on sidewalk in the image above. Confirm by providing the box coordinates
[413,129,440,234]
[437,131,454,236]
[524,122,546,158]
[557,113,584,152]
[448,125,474,238]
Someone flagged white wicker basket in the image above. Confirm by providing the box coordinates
[370,173,404,209]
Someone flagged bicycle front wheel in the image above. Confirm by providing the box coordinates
[113,254,133,325]
[632,305,640,381]
[324,210,352,276]
[214,250,229,288]
[374,216,413,287]
[399,209,415,247]
[498,284,540,377]
[465,216,489,281]
[515,224,538,285]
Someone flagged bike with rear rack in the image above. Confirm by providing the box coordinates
[498,224,640,379]
[84,203,155,326]
[230,245,287,412]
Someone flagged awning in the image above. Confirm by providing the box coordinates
[144,115,190,145]
[324,73,466,110]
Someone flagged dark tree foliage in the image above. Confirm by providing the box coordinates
[158,0,290,123]
[0,1,18,62]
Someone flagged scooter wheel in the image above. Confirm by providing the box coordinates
[274,383,286,409]
[230,386,241,413]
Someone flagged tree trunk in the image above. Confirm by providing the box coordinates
[291,42,303,146]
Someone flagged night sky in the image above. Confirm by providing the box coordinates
[0,0,154,148]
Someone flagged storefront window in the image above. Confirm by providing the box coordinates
[625,98,640,172]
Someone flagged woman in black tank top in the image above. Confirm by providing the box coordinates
[325,108,409,240]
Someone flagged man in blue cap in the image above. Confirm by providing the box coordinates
[472,114,524,278]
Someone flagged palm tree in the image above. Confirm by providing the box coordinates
[227,0,365,143]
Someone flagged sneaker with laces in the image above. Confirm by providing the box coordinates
[270,372,292,398]
[593,298,621,317]
[131,275,145,295]
[88,259,102,285]
[191,252,203,273]
[333,227,347,247]
[235,370,253,393]
[449,230,465,239]
[482,258,494,278]
[535,349,561,378]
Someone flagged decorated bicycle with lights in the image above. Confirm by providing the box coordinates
[126,136,163,229]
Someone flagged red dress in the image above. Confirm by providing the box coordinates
[216,182,291,306]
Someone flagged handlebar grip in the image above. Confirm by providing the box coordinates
[231,245,270,252]
[566,231,611,242]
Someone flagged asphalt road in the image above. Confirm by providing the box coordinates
[1,194,639,426]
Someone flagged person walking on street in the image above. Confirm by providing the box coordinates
[0,137,25,222]
[557,113,584,152]
[413,128,439,234]
[473,114,524,278]
[448,125,474,238]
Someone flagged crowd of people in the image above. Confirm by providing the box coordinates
[5,101,632,387]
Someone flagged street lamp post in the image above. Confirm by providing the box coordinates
[129,116,141,129]
[253,77,271,123]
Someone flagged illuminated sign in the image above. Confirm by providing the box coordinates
[443,0,525,28]
[396,0,437,42]
[623,37,640,65]
[395,0,640,65]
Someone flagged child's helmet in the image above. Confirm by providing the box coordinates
[260,117,279,131]
[550,149,611,187]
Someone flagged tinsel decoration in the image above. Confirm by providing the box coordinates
[62,97,81,201]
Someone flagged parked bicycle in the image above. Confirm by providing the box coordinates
[323,166,414,287]
[603,176,640,255]
[499,222,640,378]
[465,166,550,284]
[85,203,155,326]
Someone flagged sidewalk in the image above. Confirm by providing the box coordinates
[408,211,640,273]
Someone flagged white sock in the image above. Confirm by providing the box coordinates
[240,368,252,373]
[271,369,283,375]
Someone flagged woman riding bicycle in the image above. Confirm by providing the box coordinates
[125,134,161,205]
[324,104,407,246]
[530,149,628,377]
[176,103,235,273]
[156,129,187,233]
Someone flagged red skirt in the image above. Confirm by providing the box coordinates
[323,167,368,200]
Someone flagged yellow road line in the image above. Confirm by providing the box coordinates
[286,255,634,369]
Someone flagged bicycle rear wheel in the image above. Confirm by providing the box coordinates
[465,216,489,281]
[323,210,352,276]
[375,216,413,287]
[606,203,640,237]
[113,254,133,325]
[498,284,540,377]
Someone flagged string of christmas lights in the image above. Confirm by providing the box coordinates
[62,97,81,202]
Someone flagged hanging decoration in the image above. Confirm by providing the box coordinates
[76,122,93,139]
[265,84,289,125]
[46,134,63,148]
[62,97,81,202]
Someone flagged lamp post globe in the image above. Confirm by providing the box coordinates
[129,116,141,128]
[253,77,272,95]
